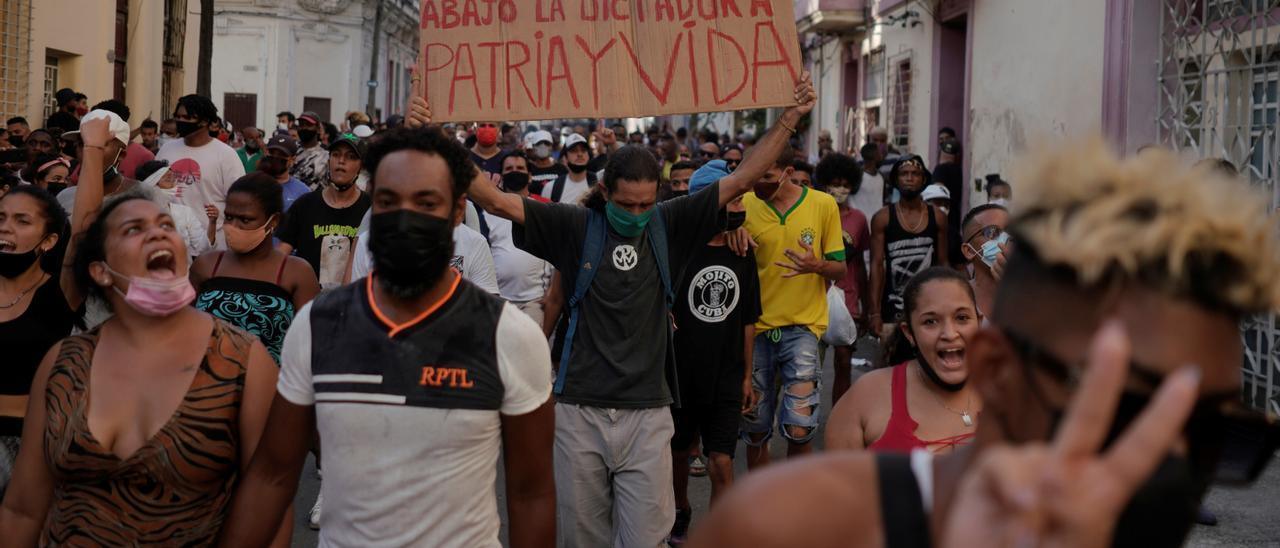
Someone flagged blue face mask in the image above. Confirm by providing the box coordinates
[980,232,1011,268]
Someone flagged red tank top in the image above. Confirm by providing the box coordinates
[868,363,975,453]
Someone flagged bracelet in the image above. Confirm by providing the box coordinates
[779,119,797,135]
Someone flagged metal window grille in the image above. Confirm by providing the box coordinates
[42,55,56,121]
[0,0,32,121]
[1157,0,1280,413]
[162,0,188,118]
[865,49,885,101]
[888,55,912,150]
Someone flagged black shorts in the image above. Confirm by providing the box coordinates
[670,399,742,457]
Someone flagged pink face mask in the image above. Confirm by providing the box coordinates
[105,265,196,316]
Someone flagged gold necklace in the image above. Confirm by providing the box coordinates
[896,203,927,233]
[916,364,973,427]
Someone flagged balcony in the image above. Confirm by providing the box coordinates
[795,0,866,34]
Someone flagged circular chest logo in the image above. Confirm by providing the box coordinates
[612,244,638,271]
[688,265,740,323]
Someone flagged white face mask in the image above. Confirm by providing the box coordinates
[989,198,1009,207]
[828,187,850,204]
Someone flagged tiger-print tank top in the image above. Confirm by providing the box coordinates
[41,319,251,546]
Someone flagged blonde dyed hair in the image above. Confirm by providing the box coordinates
[1008,139,1280,316]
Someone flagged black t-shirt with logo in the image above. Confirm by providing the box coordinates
[514,183,723,408]
[278,190,371,288]
[673,244,760,404]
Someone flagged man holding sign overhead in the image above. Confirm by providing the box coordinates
[407,66,814,546]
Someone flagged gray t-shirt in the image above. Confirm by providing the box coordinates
[515,183,722,408]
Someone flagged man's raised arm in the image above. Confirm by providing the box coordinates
[717,72,817,207]
[405,96,526,224]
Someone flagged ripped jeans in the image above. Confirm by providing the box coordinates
[740,326,822,445]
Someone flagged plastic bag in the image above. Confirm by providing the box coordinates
[822,285,857,346]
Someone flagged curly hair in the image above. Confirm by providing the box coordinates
[1005,139,1280,317]
[815,152,863,193]
[364,126,477,201]
[175,94,219,124]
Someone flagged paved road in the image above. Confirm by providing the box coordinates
[290,337,1280,546]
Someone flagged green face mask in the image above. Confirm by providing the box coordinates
[605,200,654,238]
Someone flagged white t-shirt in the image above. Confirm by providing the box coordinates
[277,301,552,548]
[540,174,590,204]
[483,212,552,302]
[852,171,885,223]
[350,223,500,295]
[156,138,246,248]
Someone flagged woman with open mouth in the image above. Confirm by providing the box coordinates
[826,267,983,454]
[0,117,287,546]
[0,134,99,500]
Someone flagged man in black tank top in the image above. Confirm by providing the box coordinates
[689,144,1280,548]
[220,128,556,547]
[868,156,948,340]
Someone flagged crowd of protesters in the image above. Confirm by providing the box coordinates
[0,74,1276,548]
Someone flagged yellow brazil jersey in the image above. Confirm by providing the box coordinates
[743,186,846,337]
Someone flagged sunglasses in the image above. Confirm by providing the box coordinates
[999,326,1280,485]
[699,150,717,158]
[965,225,1004,244]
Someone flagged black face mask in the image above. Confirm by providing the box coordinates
[502,172,531,193]
[0,247,42,278]
[331,180,356,192]
[208,130,220,139]
[257,155,288,177]
[244,141,261,153]
[725,210,746,231]
[8,135,23,148]
[297,129,318,144]
[567,162,589,174]
[46,182,67,196]
[667,189,688,199]
[175,120,203,138]
[368,209,454,299]
[908,329,966,392]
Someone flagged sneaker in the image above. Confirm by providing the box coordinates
[688,455,708,477]
[667,507,692,546]
[308,492,323,530]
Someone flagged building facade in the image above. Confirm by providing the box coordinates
[795,0,1280,412]
[0,0,202,128]
[210,0,419,132]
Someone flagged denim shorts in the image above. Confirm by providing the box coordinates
[740,326,822,444]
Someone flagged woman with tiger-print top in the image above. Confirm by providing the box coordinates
[0,116,288,546]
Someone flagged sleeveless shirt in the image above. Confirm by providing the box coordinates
[40,319,252,546]
[880,205,939,319]
[869,363,975,453]
[194,252,295,363]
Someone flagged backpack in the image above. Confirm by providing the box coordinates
[553,208,675,396]
[550,171,597,204]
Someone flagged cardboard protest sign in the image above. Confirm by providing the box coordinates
[417,0,802,122]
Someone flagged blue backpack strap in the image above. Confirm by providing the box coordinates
[646,208,673,307]
[554,210,607,394]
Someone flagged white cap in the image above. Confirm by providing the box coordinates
[525,130,553,149]
[563,133,588,151]
[921,184,951,202]
[352,124,374,138]
[63,109,130,145]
